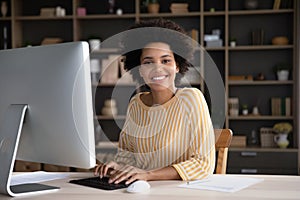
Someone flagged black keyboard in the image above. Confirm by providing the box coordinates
[69,177,128,190]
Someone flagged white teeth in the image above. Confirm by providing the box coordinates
[152,76,166,81]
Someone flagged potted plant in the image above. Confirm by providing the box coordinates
[273,63,291,81]
[242,104,248,115]
[147,0,159,14]
[229,37,236,47]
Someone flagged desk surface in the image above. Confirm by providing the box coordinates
[1,173,300,200]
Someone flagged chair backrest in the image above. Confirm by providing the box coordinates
[214,129,233,174]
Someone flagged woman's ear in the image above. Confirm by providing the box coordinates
[176,64,180,73]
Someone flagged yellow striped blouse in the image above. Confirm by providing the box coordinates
[114,87,215,181]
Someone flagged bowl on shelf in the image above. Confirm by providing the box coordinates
[272,36,289,45]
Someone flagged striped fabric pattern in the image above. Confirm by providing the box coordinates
[114,87,215,181]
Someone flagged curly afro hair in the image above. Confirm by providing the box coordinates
[121,18,195,84]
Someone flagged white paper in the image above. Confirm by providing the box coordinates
[10,171,70,186]
[179,175,264,193]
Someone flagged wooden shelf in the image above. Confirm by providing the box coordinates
[76,14,136,19]
[228,115,294,120]
[139,12,201,18]
[0,17,12,20]
[228,45,294,50]
[228,80,294,85]
[203,11,226,16]
[14,16,73,20]
[96,115,126,120]
[229,147,298,153]
[91,48,121,54]
[205,47,226,51]
[95,141,118,149]
[228,9,294,15]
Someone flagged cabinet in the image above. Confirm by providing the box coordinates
[228,148,298,174]
[1,0,298,174]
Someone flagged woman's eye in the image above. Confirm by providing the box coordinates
[162,59,171,64]
[142,61,152,65]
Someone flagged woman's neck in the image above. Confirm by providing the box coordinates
[149,86,177,106]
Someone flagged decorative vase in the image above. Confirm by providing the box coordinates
[108,0,115,14]
[1,1,8,17]
[277,70,289,81]
[274,133,289,148]
[252,106,259,115]
[148,3,159,14]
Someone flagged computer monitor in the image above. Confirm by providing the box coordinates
[0,42,96,196]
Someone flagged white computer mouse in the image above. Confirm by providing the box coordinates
[126,180,151,193]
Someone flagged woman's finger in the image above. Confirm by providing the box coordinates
[94,164,101,176]
[110,165,135,184]
[125,174,139,185]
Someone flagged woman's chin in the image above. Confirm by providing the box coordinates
[148,83,173,92]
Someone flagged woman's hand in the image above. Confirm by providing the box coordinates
[109,164,149,184]
[95,161,150,185]
[94,161,121,179]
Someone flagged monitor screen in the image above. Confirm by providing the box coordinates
[0,42,96,196]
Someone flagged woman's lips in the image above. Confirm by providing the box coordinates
[151,75,168,81]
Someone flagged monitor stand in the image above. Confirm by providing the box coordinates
[0,104,59,197]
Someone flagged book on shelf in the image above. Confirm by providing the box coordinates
[273,0,281,9]
[273,0,292,9]
[271,97,291,116]
[285,97,291,116]
[188,29,199,44]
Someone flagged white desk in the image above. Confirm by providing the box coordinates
[1,173,300,200]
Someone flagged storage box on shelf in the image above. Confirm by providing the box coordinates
[260,127,277,148]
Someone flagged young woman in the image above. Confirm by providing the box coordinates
[95,19,215,185]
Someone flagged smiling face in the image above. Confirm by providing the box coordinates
[139,42,179,92]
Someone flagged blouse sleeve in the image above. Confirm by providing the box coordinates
[172,89,215,181]
[113,100,136,166]
[113,130,136,166]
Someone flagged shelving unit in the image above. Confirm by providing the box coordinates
[1,0,298,174]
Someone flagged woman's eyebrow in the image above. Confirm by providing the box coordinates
[142,54,172,60]
[141,56,153,60]
[161,54,172,58]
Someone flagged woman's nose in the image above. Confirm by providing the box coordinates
[152,63,163,71]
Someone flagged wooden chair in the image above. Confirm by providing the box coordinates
[214,129,233,174]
